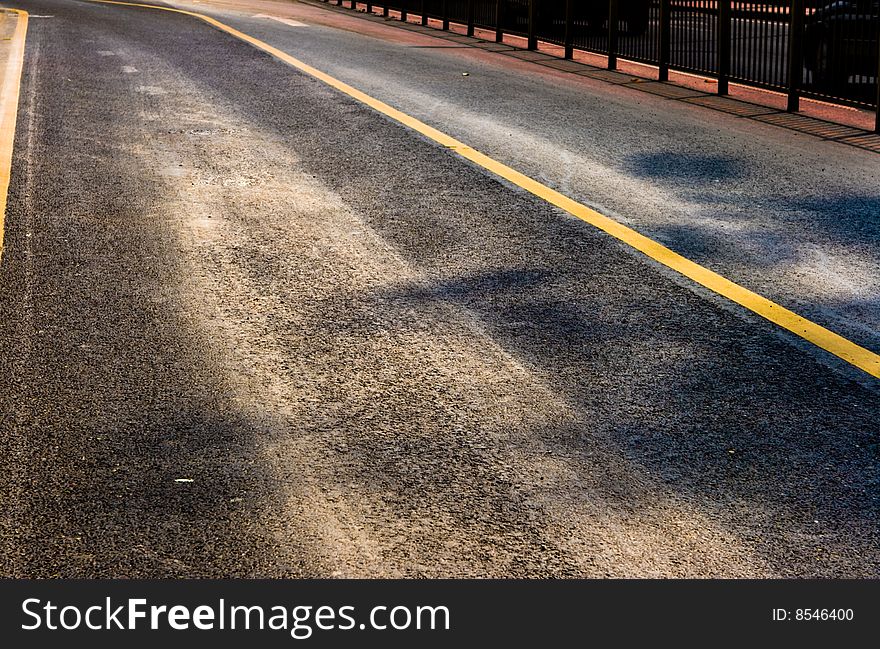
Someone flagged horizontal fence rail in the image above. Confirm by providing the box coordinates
[331,0,880,131]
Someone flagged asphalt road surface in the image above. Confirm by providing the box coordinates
[179,0,880,354]
[0,0,877,578]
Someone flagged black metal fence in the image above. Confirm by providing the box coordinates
[338,0,880,130]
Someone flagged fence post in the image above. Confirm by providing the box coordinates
[875,16,880,132]
[383,3,389,17]
[718,0,731,95]
[564,0,573,59]
[659,0,670,80]
[421,0,428,25]
[496,0,503,43]
[443,0,450,30]
[366,2,372,13]
[787,0,804,112]
[467,0,475,36]
[528,0,537,50]
[402,4,408,21]
[608,0,619,70]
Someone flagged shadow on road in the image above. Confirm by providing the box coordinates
[307,266,880,576]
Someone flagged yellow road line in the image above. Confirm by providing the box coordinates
[89,0,880,379]
[0,8,28,263]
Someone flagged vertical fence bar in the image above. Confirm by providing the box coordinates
[564,0,573,59]
[528,0,537,50]
[787,0,804,112]
[718,0,731,94]
[875,19,880,133]
[383,2,389,17]
[659,0,670,80]
[467,0,475,36]
[608,0,619,70]
[443,0,450,29]
[421,0,428,25]
[366,2,372,12]
[401,3,408,21]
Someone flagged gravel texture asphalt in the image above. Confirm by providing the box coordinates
[0,0,877,577]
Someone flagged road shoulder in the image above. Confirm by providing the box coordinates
[0,7,28,260]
